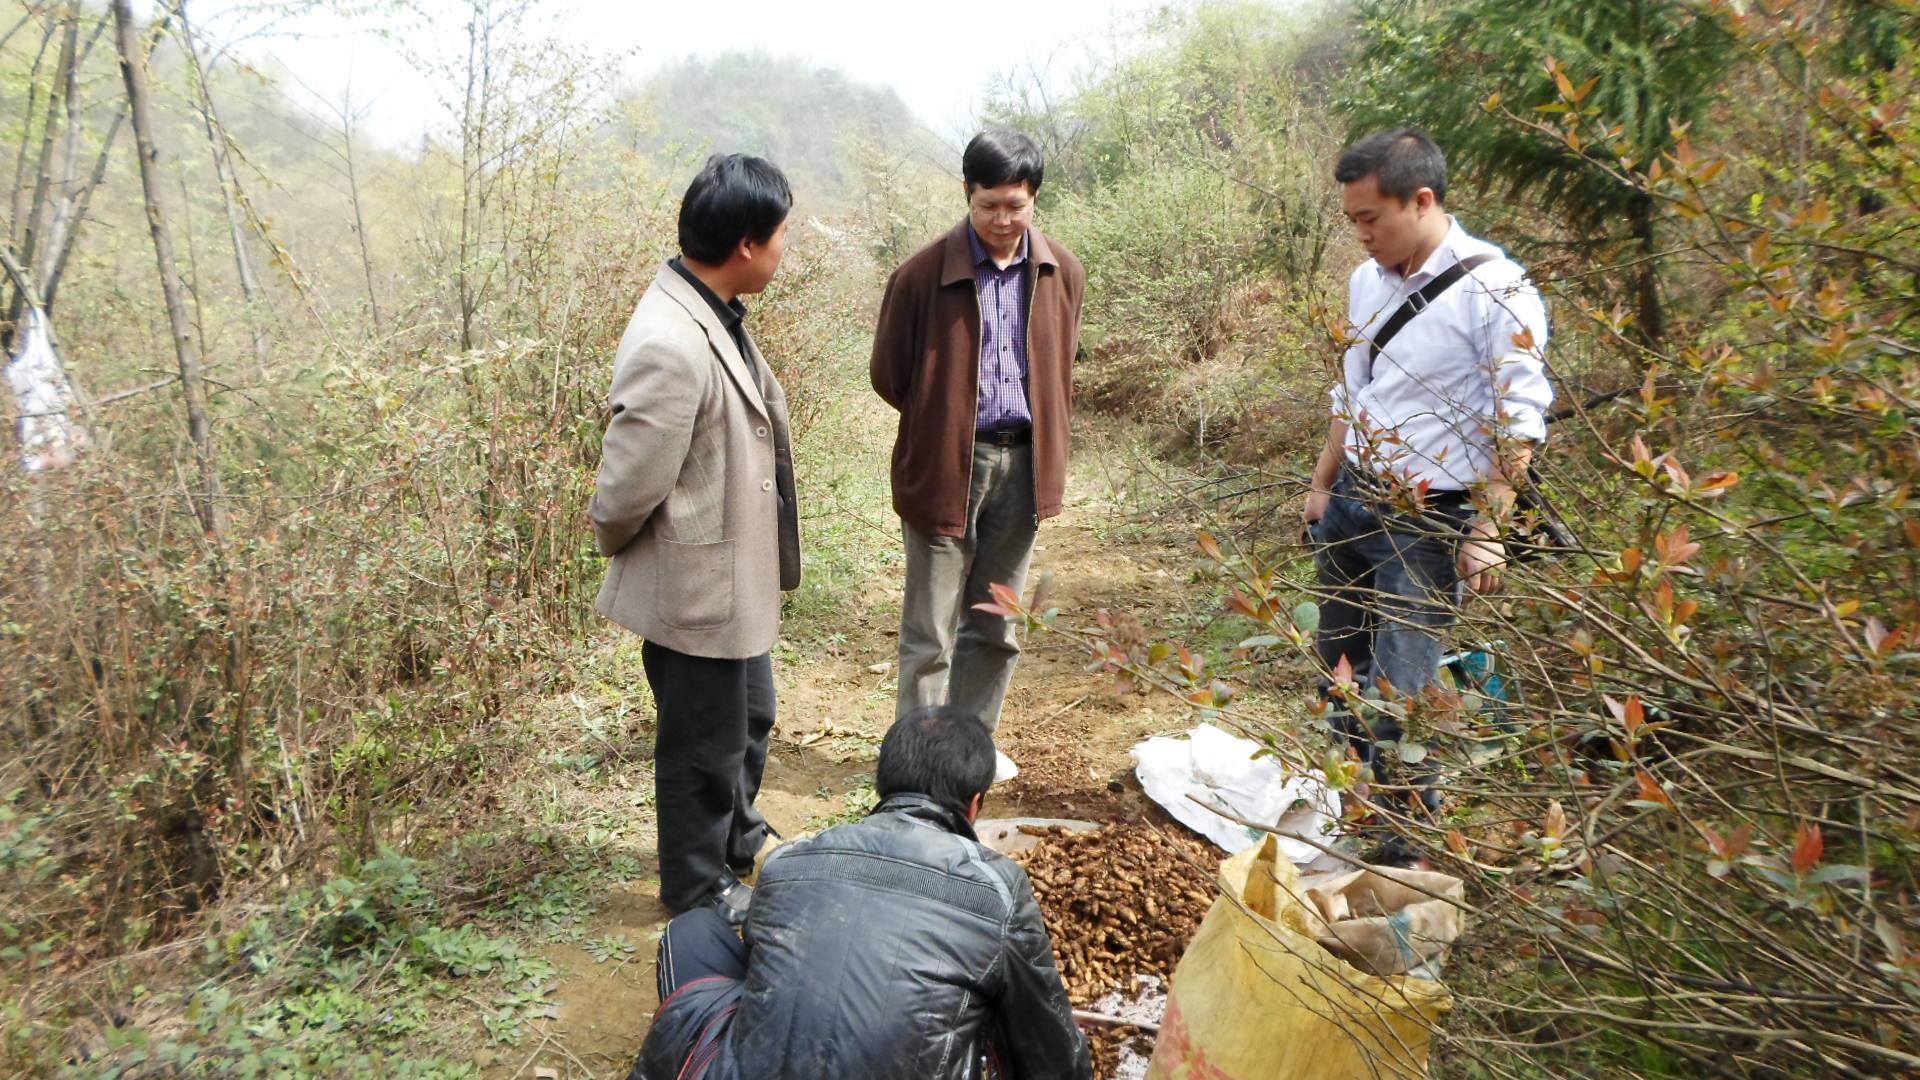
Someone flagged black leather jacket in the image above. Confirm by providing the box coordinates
[639,794,1092,1080]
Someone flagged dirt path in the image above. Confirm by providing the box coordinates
[484,436,1211,1079]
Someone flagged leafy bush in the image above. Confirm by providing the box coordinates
[987,1,1348,449]
[1002,5,1920,1075]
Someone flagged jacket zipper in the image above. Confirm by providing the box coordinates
[1024,255,1039,527]
[964,284,980,531]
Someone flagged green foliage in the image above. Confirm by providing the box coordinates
[1342,0,1740,342]
[807,776,879,831]
[8,853,558,1077]
[1009,4,1920,1075]
[987,1,1346,451]
[1343,0,1734,232]
[1052,164,1262,365]
[847,132,958,271]
[623,51,933,213]
[583,933,637,965]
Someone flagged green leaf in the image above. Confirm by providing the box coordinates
[1803,864,1869,886]
[1292,600,1321,635]
[1238,634,1284,649]
[1399,741,1429,765]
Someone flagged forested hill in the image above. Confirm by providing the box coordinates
[621,52,946,210]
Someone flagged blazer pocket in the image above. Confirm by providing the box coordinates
[658,538,735,630]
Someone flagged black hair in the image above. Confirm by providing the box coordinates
[677,153,793,264]
[962,129,1045,195]
[875,706,996,811]
[1334,128,1448,205]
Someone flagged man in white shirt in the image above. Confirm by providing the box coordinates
[1302,128,1552,842]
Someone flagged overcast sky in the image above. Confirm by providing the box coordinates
[200,0,1170,148]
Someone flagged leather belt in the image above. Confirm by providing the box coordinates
[1341,462,1471,509]
[976,427,1032,447]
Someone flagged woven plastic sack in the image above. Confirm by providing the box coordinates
[1147,834,1452,1080]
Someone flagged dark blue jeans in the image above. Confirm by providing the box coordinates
[633,907,748,1080]
[1312,466,1471,806]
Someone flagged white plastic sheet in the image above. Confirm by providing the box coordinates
[1130,723,1340,863]
[5,308,85,471]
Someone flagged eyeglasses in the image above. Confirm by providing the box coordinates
[970,200,1034,221]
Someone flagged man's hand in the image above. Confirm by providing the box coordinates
[1458,523,1506,595]
[1301,487,1331,542]
[1302,418,1348,543]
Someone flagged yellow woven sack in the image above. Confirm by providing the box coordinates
[1147,835,1452,1079]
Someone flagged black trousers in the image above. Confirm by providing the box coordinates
[641,640,775,912]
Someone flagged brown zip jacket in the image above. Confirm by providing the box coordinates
[869,219,1085,538]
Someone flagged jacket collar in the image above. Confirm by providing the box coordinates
[669,256,749,339]
[653,260,769,419]
[939,217,1058,287]
[872,792,980,842]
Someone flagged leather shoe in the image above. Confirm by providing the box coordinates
[697,876,754,929]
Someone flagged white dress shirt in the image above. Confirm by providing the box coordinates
[1330,219,1553,492]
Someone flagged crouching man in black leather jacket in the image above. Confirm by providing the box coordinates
[630,706,1092,1080]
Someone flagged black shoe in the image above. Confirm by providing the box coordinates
[697,876,754,929]
[729,825,784,877]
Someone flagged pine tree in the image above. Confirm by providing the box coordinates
[1340,0,1739,347]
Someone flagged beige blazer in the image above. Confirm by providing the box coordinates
[590,264,801,659]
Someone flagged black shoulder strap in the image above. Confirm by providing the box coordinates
[1363,252,1500,383]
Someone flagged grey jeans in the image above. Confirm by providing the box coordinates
[896,443,1037,731]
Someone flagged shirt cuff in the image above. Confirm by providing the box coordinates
[1499,404,1548,443]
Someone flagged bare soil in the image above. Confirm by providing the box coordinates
[489,455,1211,1079]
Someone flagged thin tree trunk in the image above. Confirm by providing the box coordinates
[19,15,76,296]
[457,0,495,353]
[9,20,57,257]
[339,86,385,336]
[458,9,480,351]
[179,176,210,358]
[112,0,223,536]
[42,105,127,310]
[3,18,57,348]
[1631,193,1664,350]
[34,15,141,316]
[36,18,92,289]
[179,4,268,376]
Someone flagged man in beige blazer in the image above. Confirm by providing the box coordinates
[590,154,801,925]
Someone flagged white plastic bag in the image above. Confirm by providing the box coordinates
[5,308,85,472]
[1130,724,1339,862]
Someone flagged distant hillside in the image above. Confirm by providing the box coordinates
[622,52,943,211]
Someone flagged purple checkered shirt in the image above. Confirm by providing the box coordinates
[968,223,1032,431]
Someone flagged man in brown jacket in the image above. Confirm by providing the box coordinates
[590,154,801,926]
[870,129,1085,784]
